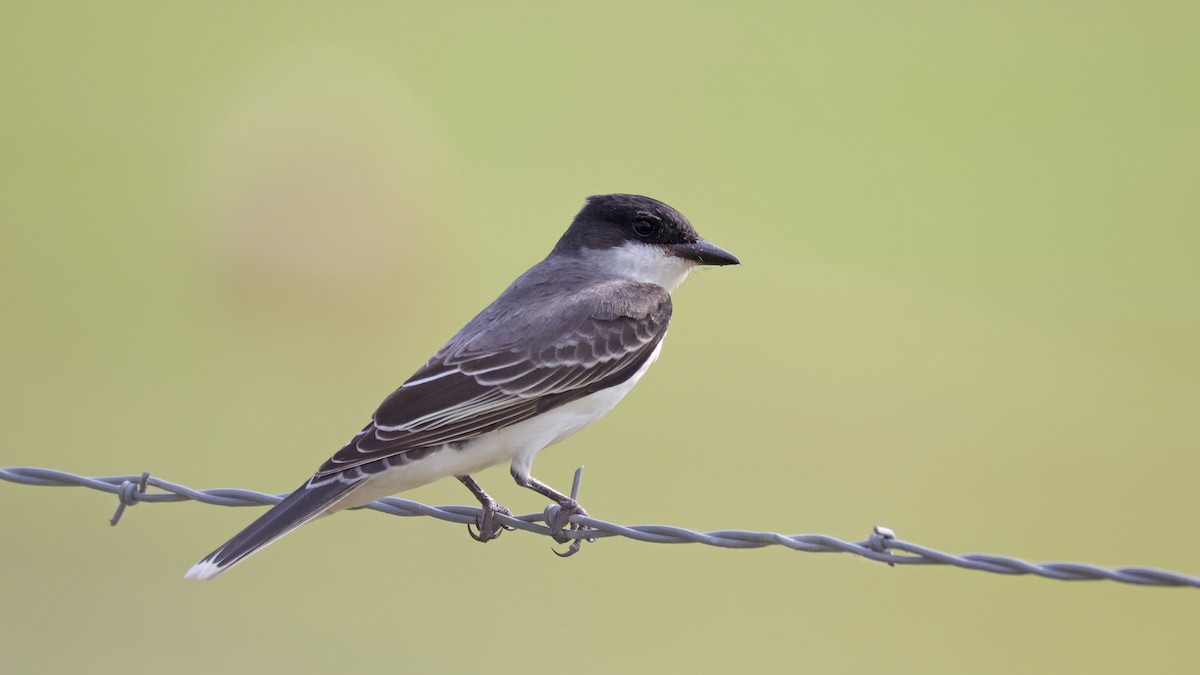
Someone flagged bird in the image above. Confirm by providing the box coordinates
[185,193,739,580]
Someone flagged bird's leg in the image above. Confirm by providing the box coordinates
[510,469,593,555]
[456,474,514,543]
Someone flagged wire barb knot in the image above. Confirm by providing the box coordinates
[110,472,150,526]
[868,525,898,567]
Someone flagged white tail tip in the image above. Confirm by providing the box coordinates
[184,559,226,581]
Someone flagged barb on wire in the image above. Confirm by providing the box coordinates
[2,465,1197,589]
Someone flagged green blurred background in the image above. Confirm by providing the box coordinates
[2,2,1198,673]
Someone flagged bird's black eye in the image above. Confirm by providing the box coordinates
[632,219,656,237]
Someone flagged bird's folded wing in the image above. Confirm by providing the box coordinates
[316,281,671,476]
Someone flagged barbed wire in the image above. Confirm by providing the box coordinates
[2,465,1197,589]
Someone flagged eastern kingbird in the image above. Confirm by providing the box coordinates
[186,193,738,580]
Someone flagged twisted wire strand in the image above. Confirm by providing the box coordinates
[2,466,1197,589]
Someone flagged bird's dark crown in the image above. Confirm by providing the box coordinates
[552,194,698,254]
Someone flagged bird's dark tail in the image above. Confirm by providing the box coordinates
[184,476,363,580]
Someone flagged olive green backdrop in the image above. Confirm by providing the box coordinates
[2,2,1197,673]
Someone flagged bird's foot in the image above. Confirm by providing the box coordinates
[545,499,595,557]
[467,500,515,543]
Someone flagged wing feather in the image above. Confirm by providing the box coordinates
[316,280,671,476]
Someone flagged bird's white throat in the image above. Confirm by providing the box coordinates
[595,241,693,291]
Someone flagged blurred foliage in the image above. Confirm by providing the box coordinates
[1,2,1197,674]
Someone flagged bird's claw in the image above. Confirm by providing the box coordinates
[467,501,515,543]
[545,500,595,557]
[553,540,585,558]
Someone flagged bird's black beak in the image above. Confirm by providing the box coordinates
[671,238,740,266]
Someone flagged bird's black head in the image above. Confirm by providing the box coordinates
[552,194,739,267]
